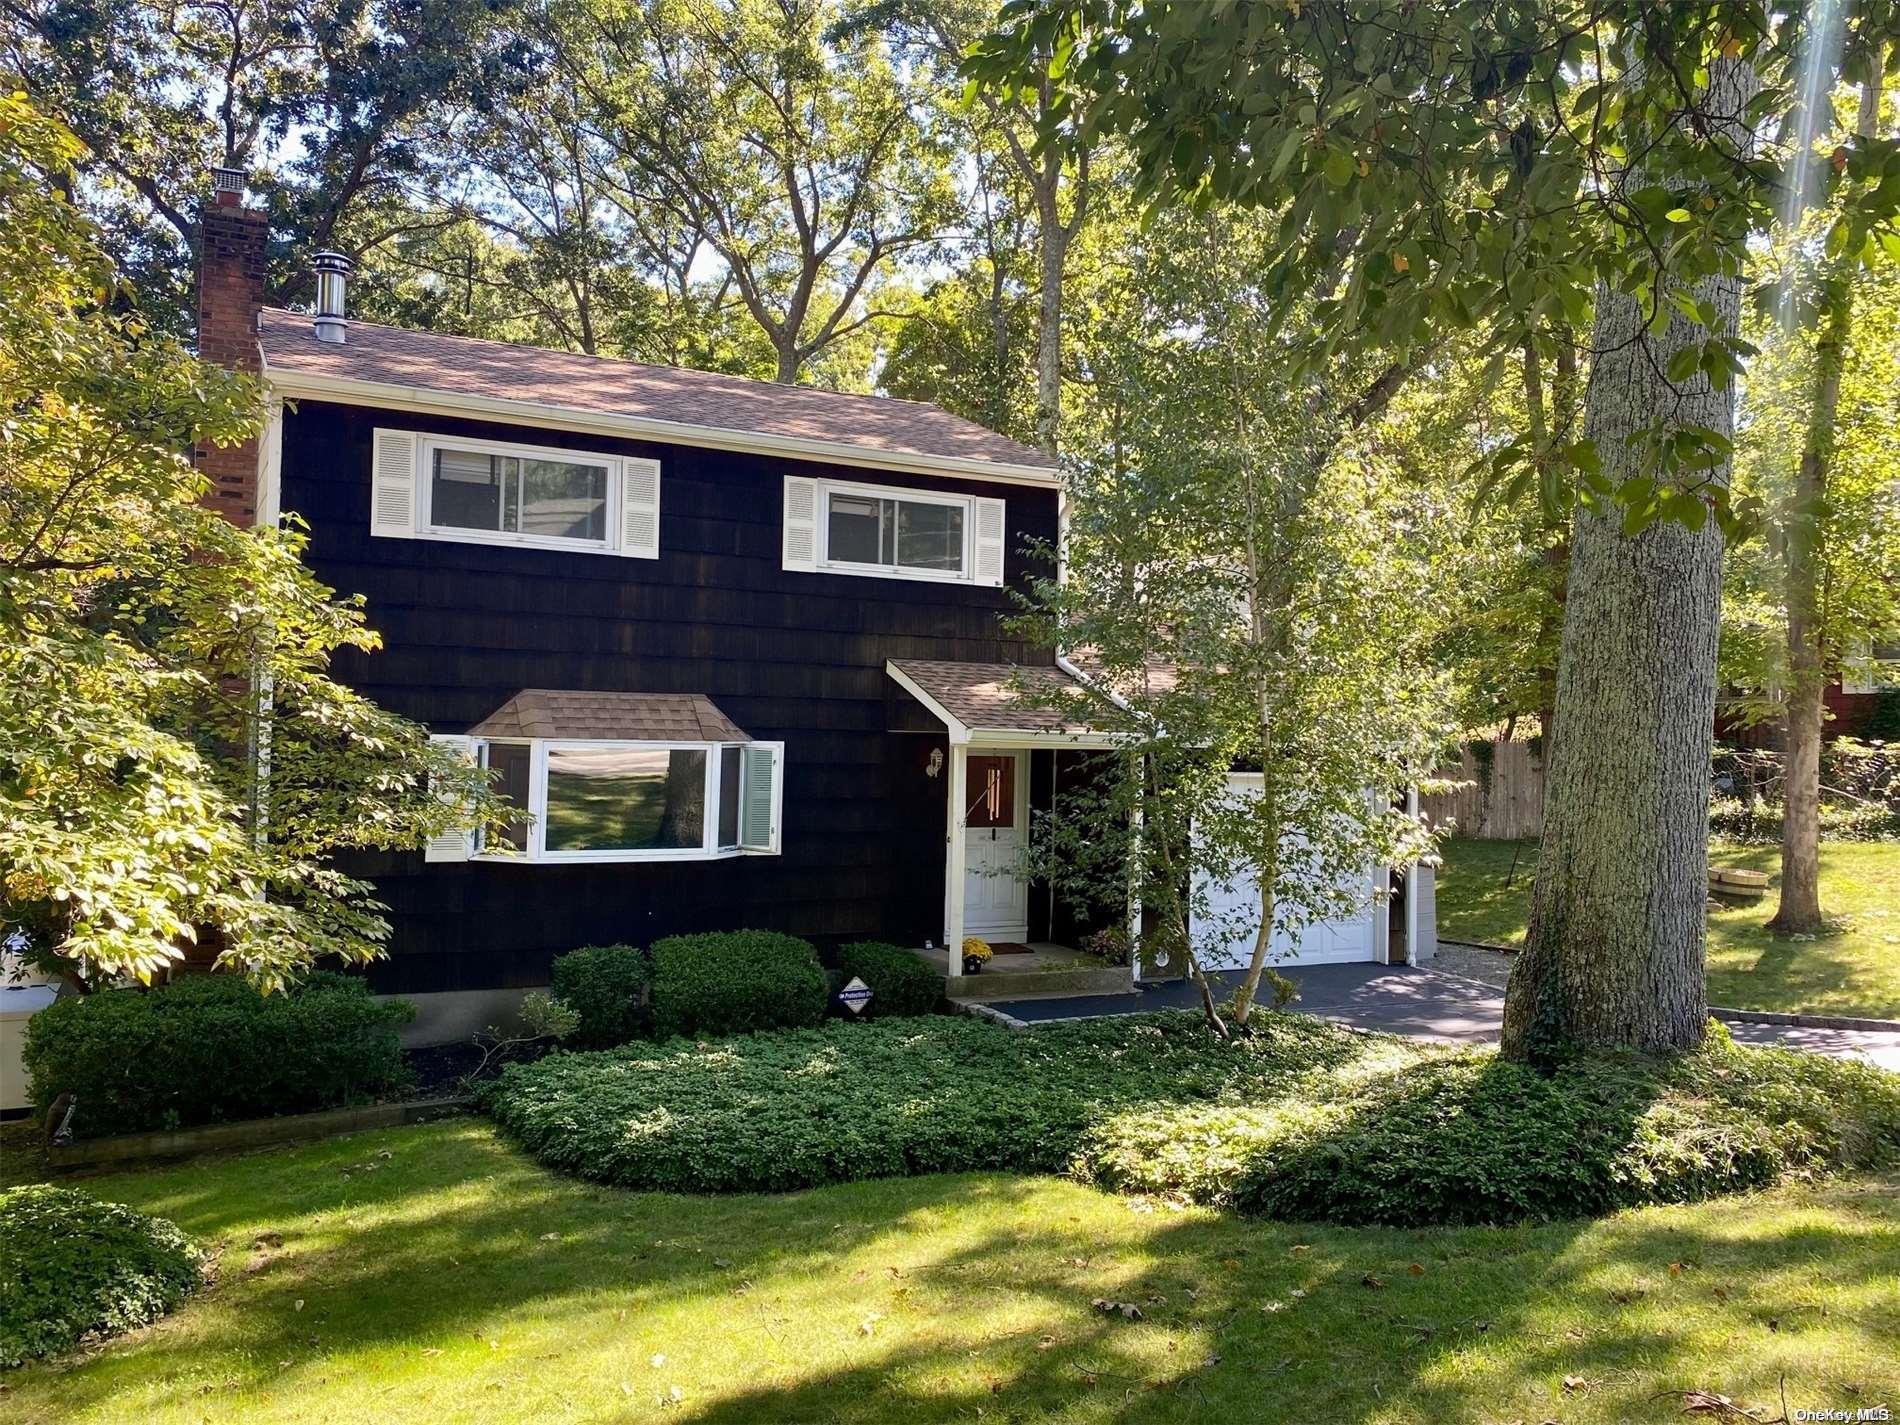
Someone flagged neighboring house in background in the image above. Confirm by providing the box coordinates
[1718,640,1900,752]
[1836,640,1900,736]
[194,172,1434,1042]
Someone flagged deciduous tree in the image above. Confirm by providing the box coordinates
[0,98,505,990]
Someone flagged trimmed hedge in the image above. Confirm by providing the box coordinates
[835,942,942,1019]
[0,1187,204,1368]
[23,972,413,1139]
[550,944,650,1048]
[649,931,828,1038]
[1709,796,1900,844]
[485,1013,1900,1225]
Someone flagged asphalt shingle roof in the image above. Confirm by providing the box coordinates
[888,659,1101,734]
[258,308,1057,474]
[468,691,751,743]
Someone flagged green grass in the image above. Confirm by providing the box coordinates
[1436,838,1900,1019]
[1,1120,1895,1424]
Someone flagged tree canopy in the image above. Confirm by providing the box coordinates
[0,95,504,989]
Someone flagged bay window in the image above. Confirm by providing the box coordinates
[434,735,782,864]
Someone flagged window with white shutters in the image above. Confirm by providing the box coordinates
[371,428,658,558]
[781,475,1005,588]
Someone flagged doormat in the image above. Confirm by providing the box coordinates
[986,942,1034,955]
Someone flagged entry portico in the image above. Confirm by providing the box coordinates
[884,659,1131,987]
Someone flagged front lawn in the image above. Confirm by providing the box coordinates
[2,1119,1895,1424]
[1436,837,1900,1019]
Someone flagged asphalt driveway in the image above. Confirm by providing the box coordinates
[980,962,1900,1070]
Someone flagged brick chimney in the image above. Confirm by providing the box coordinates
[195,165,268,528]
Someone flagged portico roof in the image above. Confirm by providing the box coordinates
[885,659,1125,747]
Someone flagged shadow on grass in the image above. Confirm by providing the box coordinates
[10,1118,1898,1425]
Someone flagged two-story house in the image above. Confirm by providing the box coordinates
[196,174,1433,1043]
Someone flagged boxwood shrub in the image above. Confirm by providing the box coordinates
[23,972,413,1139]
[649,930,828,1038]
[486,1012,1900,1225]
[834,942,942,1019]
[549,944,651,1048]
[0,1186,205,1368]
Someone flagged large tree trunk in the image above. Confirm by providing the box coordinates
[1768,288,1848,934]
[1501,59,1756,1063]
[1035,196,1068,454]
[1768,64,1882,934]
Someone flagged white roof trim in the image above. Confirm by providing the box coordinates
[967,727,1130,749]
[884,660,1129,749]
[264,363,1063,489]
[886,660,971,743]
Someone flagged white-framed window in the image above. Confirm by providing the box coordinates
[426,734,781,864]
[370,428,660,559]
[1840,638,1900,695]
[782,475,1006,587]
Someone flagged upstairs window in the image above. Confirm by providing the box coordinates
[783,475,1007,587]
[430,446,609,543]
[370,427,660,558]
[826,490,966,575]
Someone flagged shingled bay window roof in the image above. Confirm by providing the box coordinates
[468,690,752,743]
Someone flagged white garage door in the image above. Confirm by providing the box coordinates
[1188,773,1384,971]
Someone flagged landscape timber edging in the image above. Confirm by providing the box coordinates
[48,1095,471,1171]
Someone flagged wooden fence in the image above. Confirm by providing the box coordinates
[1420,739,1545,840]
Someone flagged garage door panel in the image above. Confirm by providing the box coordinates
[1188,773,1381,970]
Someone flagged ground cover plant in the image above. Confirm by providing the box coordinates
[484,1013,1900,1225]
[1437,838,1900,1018]
[0,1120,1893,1423]
[22,973,413,1139]
[0,1186,204,1369]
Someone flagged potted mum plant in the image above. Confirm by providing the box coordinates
[960,937,993,974]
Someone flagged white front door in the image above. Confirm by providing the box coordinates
[963,751,1029,940]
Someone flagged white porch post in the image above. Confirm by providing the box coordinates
[1406,786,1436,965]
[944,742,968,980]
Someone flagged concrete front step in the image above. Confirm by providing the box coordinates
[947,964,1134,1000]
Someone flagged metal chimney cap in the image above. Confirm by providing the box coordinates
[210,166,246,205]
[311,250,353,343]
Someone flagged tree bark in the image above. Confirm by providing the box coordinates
[1035,199,1068,454]
[1768,63,1881,935]
[1500,59,1755,1063]
[1768,285,1847,934]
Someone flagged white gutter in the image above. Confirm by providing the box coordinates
[1055,652,1134,715]
[263,363,1063,490]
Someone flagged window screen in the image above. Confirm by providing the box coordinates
[431,447,608,543]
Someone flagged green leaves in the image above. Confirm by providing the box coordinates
[1,95,510,990]
[1667,345,1704,383]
